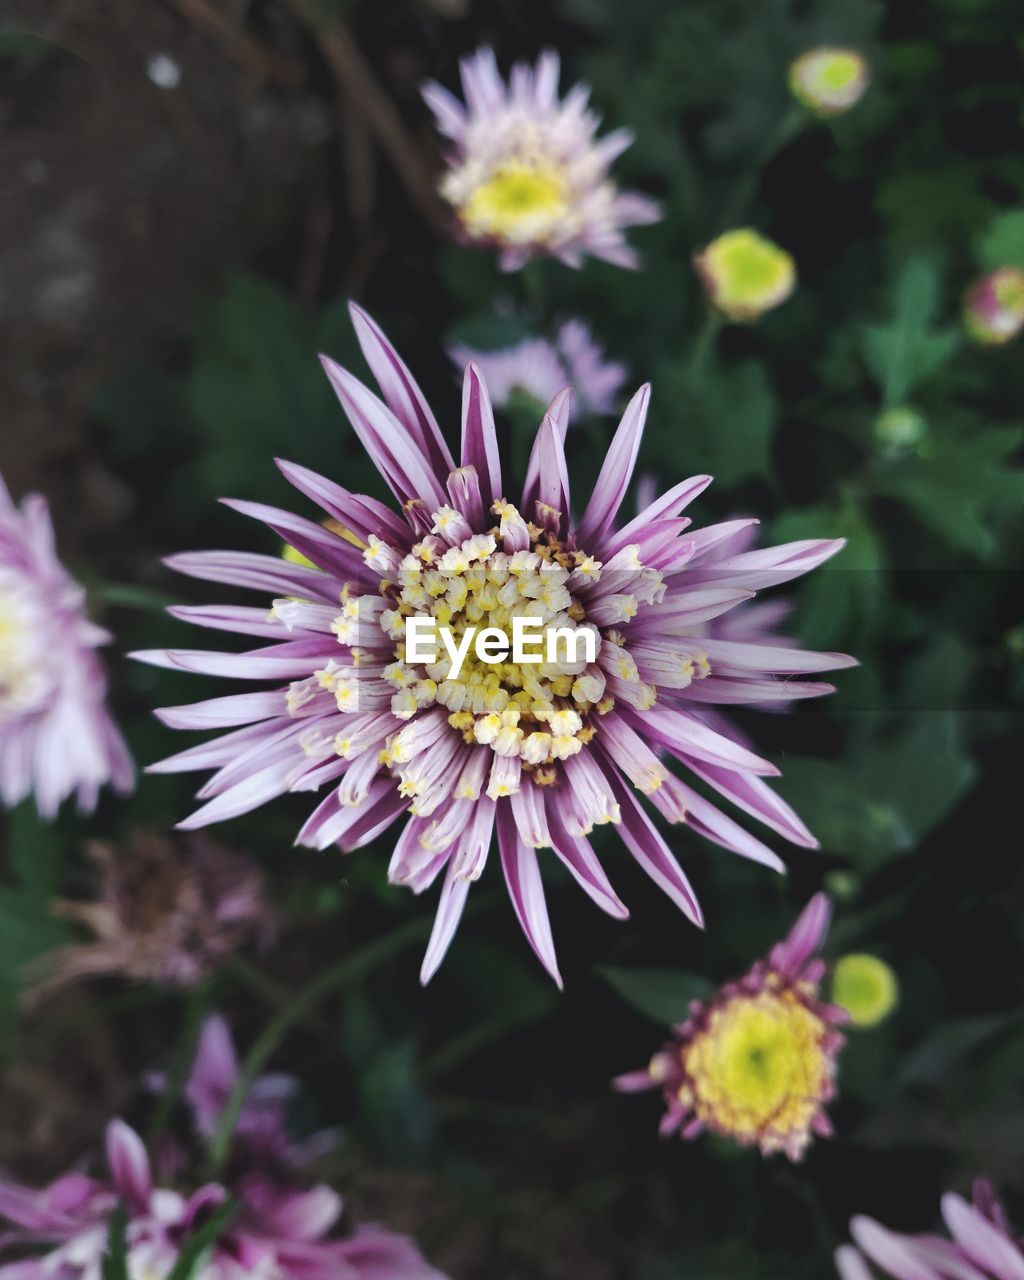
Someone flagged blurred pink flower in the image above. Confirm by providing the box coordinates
[964,267,1024,346]
[0,475,133,816]
[0,1119,444,1280]
[23,833,276,1007]
[449,320,628,415]
[615,894,848,1160]
[836,1178,1024,1279]
[422,48,660,270]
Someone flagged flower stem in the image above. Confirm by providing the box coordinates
[146,981,211,1149]
[205,915,429,1178]
[717,105,804,231]
[686,311,723,388]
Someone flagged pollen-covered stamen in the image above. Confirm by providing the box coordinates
[354,502,667,778]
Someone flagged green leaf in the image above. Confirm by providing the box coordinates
[599,966,712,1024]
[164,1200,237,1280]
[655,358,776,489]
[770,497,886,650]
[976,209,1024,271]
[860,256,960,405]
[872,424,1024,557]
[101,1205,129,1280]
[776,712,977,868]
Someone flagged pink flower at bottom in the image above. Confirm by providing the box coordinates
[836,1178,1024,1280]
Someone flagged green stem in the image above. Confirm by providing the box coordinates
[717,105,804,231]
[422,989,555,1080]
[92,582,177,613]
[522,259,548,321]
[205,916,429,1178]
[147,982,211,1149]
[686,311,723,388]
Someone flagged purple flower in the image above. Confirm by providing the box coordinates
[0,476,133,816]
[836,1178,1024,1279]
[23,834,276,1008]
[134,305,854,985]
[964,267,1024,346]
[179,1015,339,1170]
[614,895,848,1160]
[0,1119,444,1280]
[449,320,628,416]
[422,48,661,270]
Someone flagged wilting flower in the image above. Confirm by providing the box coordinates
[836,1178,1024,1279]
[0,1033,444,1280]
[0,475,133,815]
[22,832,275,1007]
[421,47,660,270]
[449,319,627,415]
[789,47,870,116]
[171,1014,339,1170]
[831,953,898,1028]
[694,229,796,323]
[614,895,847,1160]
[134,305,852,985]
[964,267,1024,345]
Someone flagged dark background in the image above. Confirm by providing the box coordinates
[2,0,1023,1276]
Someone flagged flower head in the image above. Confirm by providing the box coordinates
[831,953,898,1028]
[22,832,276,1007]
[0,1025,444,1280]
[449,319,628,415]
[422,48,660,270]
[134,305,853,985]
[694,229,796,323]
[836,1178,1024,1279]
[964,267,1024,345]
[614,895,848,1160]
[0,476,133,815]
[789,47,870,116]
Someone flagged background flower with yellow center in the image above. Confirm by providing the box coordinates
[615,894,848,1160]
[694,228,797,323]
[789,47,870,116]
[135,308,853,985]
[422,48,661,270]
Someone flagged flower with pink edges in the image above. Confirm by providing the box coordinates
[836,1178,1024,1280]
[422,48,660,270]
[0,475,133,816]
[449,319,628,416]
[614,894,848,1160]
[133,305,854,985]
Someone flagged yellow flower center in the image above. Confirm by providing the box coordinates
[818,53,862,92]
[681,987,830,1153]
[459,163,571,245]
[831,954,898,1028]
[0,587,50,721]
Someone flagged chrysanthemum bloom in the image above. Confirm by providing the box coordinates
[964,267,1024,345]
[0,475,133,815]
[134,305,852,985]
[614,894,848,1159]
[788,47,870,116]
[694,229,796,323]
[836,1178,1024,1279]
[421,48,660,270]
[0,1118,444,1280]
[831,953,898,1028]
[449,319,627,416]
[22,832,275,1007]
